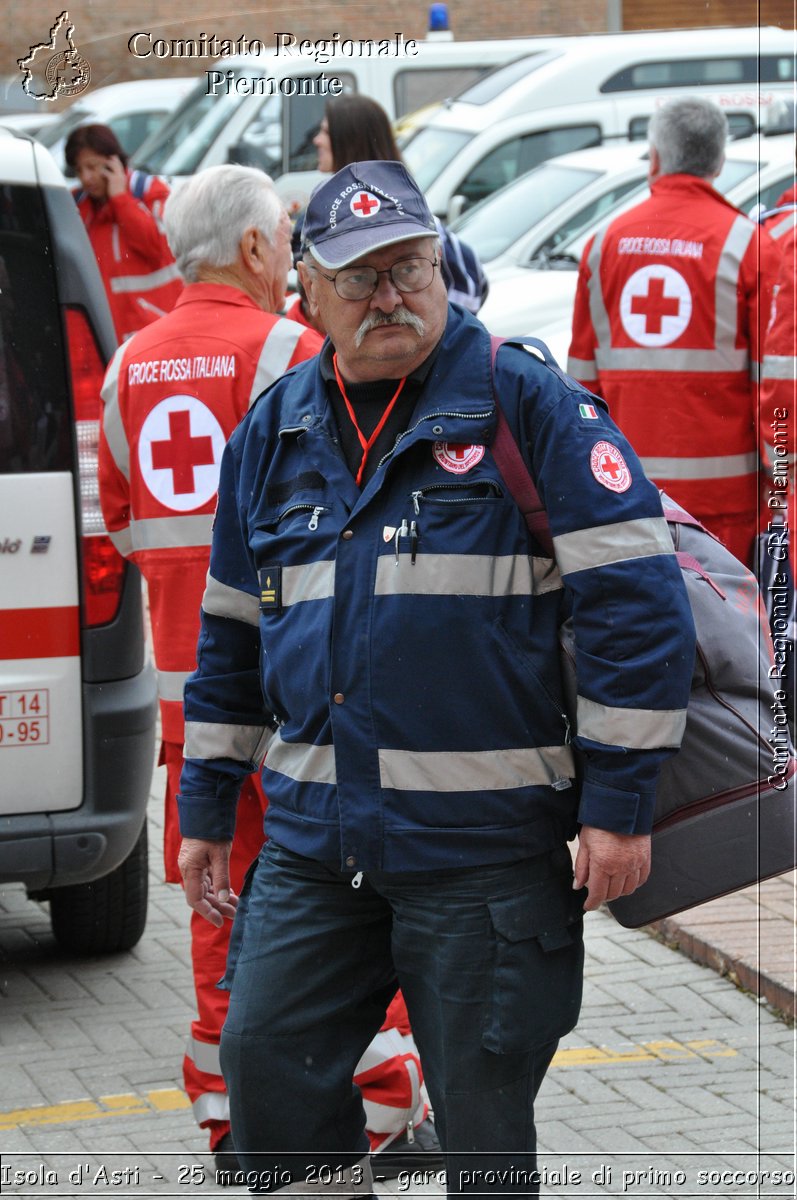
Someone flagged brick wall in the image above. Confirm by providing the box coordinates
[4,0,792,104]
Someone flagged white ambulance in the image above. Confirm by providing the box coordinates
[0,129,157,953]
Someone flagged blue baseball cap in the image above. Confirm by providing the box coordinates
[300,160,438,269]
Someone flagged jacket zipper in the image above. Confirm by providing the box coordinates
[377,409,494,472]
[277,503,327,529]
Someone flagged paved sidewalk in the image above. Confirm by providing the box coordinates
[1,756,795,1198]
[653,872,796,1022]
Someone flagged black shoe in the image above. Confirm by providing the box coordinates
[213,1133,243,1187]
[372,1120,444,1180]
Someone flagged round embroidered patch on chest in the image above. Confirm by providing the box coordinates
[590,440,632,493]
[432,442,486,474]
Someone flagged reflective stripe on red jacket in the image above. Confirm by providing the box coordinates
[567,175,779,525]
[98,282,322,741]
[74,170,182,341]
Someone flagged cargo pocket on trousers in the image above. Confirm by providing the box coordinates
[482,879,584,1054]
[217,853,260,993]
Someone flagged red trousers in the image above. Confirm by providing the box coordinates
[162,742,427,1151]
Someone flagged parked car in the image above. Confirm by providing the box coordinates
[478,132,796,338]
[130,36,564,184]
[0,128,157,954]
[402,25,796,220]
[36,77,194,174]
[453,131,791,277]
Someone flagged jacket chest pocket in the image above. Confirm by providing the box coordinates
[482,857,585,1054]
[251,501,333,563]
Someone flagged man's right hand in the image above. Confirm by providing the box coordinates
[178,838,237,928]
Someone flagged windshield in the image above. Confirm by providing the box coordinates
[132,77,252,174]
[37,106,92,148]
[454,52,562,105]
[452,164,601,261]
[402,127,472,192]
[714,156,760,193]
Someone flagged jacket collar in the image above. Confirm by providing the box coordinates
[174,282,265,311]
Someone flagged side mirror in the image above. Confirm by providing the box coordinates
[446,194,466,224]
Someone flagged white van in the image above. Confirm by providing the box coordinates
[0,129,157,954]
[401,26,796,220]
[130,37,565,185]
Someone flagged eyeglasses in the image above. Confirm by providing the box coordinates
[310,255,439,301]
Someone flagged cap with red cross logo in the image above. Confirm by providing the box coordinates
[300,160,438,269]
[589,440,632,493]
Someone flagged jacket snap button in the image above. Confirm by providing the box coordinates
[334,692,345,704]
[342,529,354,540]
[346,856,356,868]
[432,425,443,434]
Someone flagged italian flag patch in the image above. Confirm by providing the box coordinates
[579,402,599,420]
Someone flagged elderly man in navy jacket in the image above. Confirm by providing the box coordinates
[177,160,695,1195]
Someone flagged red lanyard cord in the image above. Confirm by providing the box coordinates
[332,353,407,487]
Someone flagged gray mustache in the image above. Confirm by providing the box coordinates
[354,308,425,347]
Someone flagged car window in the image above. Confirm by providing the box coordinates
[714,157,761,193]
[107,110,168,156]
[134,81,237,173]
[0,185,71,474]
[602,55,792,91]
[453,164,601,262]
[628,112,756,142]
[402,126,472,192]
[531,176,648,261]
[231,79,355,175]
[453,125,602,214]
[752,173,796,215]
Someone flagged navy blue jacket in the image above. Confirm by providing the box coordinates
[178,306,695,872]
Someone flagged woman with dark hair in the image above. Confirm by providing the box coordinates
[65,124,181,340]
[314,94,402,171]
[304,93,488,315]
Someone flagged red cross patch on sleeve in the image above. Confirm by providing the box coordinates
[590,441,632,493]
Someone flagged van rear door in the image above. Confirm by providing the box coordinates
[0,155,84,814]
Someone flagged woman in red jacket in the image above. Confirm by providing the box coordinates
[65,124,182,341]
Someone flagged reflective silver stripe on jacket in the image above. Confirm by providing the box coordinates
[108,524,133,557]
[203,573,260,626]
[567,355,599,381]
[100,344,130,479]
[184,720,273,763]
[129,513,214,551]
[157,669,191,703]
[589,216,752,373]
[378,744,575,792]
[266,732,337,785]
[770,211,797,241]
[110,262,182,294]
[374,553,562,598]
[248,319,309,407]
[283,560,336,606]
[186,1035,222,1076]
[762,354,797,381]
[763,441,797,469]
[577,695,687,750]
[192,1092,229,1124]
[639,451,758,481]
[552,517,672,576]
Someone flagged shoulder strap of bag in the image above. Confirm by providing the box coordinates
[489,335,555,558]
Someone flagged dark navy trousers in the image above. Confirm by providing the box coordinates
[220,841,585,1196]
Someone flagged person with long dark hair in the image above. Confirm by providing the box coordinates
[65,124,182,341]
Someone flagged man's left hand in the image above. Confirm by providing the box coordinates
[573,826,651,912]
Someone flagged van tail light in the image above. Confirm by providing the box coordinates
[66,307,126,626]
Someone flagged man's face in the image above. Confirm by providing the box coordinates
[300,237,447,383]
